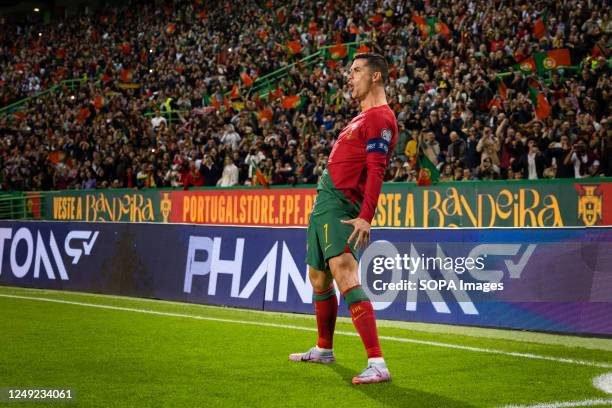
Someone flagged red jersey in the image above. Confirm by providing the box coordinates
[327,104,398,223]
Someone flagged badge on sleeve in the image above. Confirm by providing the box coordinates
[366,128,391,154]
[381,128,392,142]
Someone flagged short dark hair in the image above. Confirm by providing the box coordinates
[354,52,389,85]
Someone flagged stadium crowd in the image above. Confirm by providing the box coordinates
[0,0,611,190]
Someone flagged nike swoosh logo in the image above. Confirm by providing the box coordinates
[324,243,333,252]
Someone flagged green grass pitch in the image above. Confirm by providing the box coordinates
[1,286,612,408]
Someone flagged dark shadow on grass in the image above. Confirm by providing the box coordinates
[329,363,479,408]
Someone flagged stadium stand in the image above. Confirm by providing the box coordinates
[0,0,610,190]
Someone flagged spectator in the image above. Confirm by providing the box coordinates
[271,160,287,185]
[312,154,327,183]
[294,153,315,185]
[200,155,221,186]
[567,139,600,178]
[221,124,241,151]
[477,127,501,166]
[463,128,481,171]
[476,157,500,180]
[548,135,575,178]
[389,158,408,182]
[183,162,204,190]
[393,122,409,160]
[151,109,167,132]
[217,156,239,187]
[439,163,455,182]
[124,167,137,189]
[164,164,183,188]
[514,139,546,179]
[404,131,418,165]
[144,164,162,188]
[245,145,266,184]
[422,131,440,162]
[462,168,473,181]
[82,169,97,190]
[447,131,466,163]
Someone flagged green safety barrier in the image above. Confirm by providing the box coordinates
[0,192,48,220]
[0,77,92,116]
[245,42,364,99]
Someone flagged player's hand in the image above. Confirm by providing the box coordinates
[341,217,371,251]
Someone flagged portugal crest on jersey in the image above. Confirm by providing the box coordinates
[381,128,392,142]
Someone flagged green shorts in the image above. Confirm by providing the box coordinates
[305,170,361,271]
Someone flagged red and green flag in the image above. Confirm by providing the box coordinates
[532,10,548,39]
[329,35,348,60]
[514,56,536,73]
[252,92,262,108]
[326,59,338,70]
[281,95,306,110]
[534,48,571,72]
[326,87,337,105]
[258,107,273,123]
[412,14,426,26]
[258,29,268,40]
[240,71,253,87]
[591,44,608,58]
[276,8,286,24]
[93,95,105,110]
[416,154,439,186]
[229,84,240,100]
[202,92,211,107]
[166,23,177,35]
[488,96,503,110]
[515,49,571,74]
[429,17,451,39]
[369,14,383,25]
[119,68,133,82]
[356,43,371,54]
[211,95,221,110]
[287,39,302,55]
[498,79,508,100]
[76,107,91,123]
[119,42,131,56]
[269,84,283,100]
[528,78,551,120]
[308,20,318,36]
[416,17,451,39]
[252,160,270,188]
[346,44,358,60]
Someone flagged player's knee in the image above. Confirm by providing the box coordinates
[308,267,332,292]
[328,254,359,292]
[329,253,356,275]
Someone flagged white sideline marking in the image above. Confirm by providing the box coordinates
[593,373,612,394]
[7,288,612,353]
[2,293,612,370]
[500,398,612,408]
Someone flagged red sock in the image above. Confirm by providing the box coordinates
[347,297,382,358]
[314,286,337,349]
